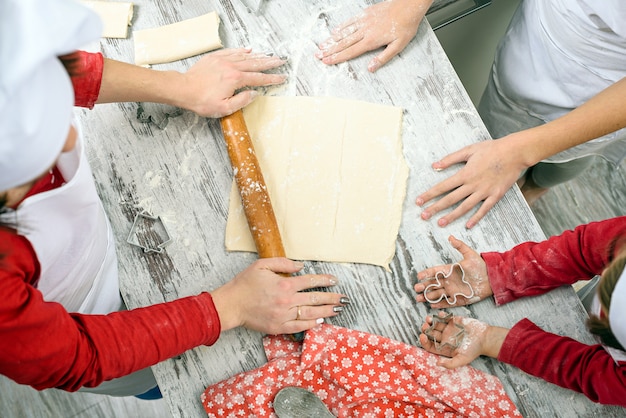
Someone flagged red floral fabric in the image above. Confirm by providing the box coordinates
[202,324,520,417]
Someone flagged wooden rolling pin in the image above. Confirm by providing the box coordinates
[220,109,305,341]
[220,109,286,259]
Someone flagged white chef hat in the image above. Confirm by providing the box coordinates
[0,0,102,191]
[609,266,626,349]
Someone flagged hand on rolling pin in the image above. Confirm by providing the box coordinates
[419,313,508,369]
[315,0,432,72]
[415,137,529,228]
[178,48,287,118]
[414,236,492,308]
[210,258,349,335]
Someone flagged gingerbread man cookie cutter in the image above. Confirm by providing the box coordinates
[423,262,475,305]
[423,311,466,351]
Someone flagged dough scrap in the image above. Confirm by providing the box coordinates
[81,1,133,39]
[225,96,408,270]
[133,12,222,66]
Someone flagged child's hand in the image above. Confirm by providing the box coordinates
[419,313,508,368]
[415,236,492,308]
[415,135,529,229]
[315,0,432,72]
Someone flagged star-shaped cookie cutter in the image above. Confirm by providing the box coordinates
[423,262,474,305]
[126,210,172,254]
[423,311,466,351]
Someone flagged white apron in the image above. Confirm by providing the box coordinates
[3,124,121,314]
[479,0,626,164]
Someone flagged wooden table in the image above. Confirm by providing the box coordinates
[78,0,623,416]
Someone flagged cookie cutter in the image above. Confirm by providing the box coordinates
[423,311,466,351]
[423,262,475,305]
[126,210,172,254]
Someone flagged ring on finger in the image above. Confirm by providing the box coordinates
[295,306,302,321]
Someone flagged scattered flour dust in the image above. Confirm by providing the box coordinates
[438,363,476,393]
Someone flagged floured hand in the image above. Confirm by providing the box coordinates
[180,48,287,118]
[419,314,508,369]
[416,134,532,228]
[415,235,492,308]
[316,0,432,72]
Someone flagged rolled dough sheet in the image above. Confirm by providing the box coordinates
[225,96,408,270]
[81,1,133,39]
[133,12,222,66]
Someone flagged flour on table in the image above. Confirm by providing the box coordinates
[81,1,133,39]
[225,96,407,270]
[133,12,222,66]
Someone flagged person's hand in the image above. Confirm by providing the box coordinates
[210,258,347,335]
[415,236,491,308]
[315,0,432,72]
[418,312,508,368]
[178,48,287,118]
[415,136,531,228]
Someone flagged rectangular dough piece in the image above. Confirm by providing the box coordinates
[81,1,133,39]
[133,12,222,66]
[225,96,408,270]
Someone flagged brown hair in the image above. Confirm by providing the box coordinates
[587,242,626,351]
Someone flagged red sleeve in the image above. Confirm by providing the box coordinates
[499,318,626,406]
[482,216,626,305]
[0,229,221,392]
[71,50,104,109]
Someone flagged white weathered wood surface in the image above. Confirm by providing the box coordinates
[75,0,623,417]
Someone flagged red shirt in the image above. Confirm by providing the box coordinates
[0,51,220,392]
[483,216,626,406]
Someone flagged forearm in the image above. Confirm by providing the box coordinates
[97,58,188,108]
[499,319,626,405]
[507,77,626,167]
[481,325,508,359]
[396,0,434,23]
[409,0,434,12]
[483,216,626,305]
[1,288,220,391]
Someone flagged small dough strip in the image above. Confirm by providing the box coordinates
[133,11,222,66]
[81,1,134,39]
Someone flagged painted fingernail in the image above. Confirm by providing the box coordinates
[333,306,344,313]
[316,318,324,324]
[329,277,337,285]
[340,296,351,304]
